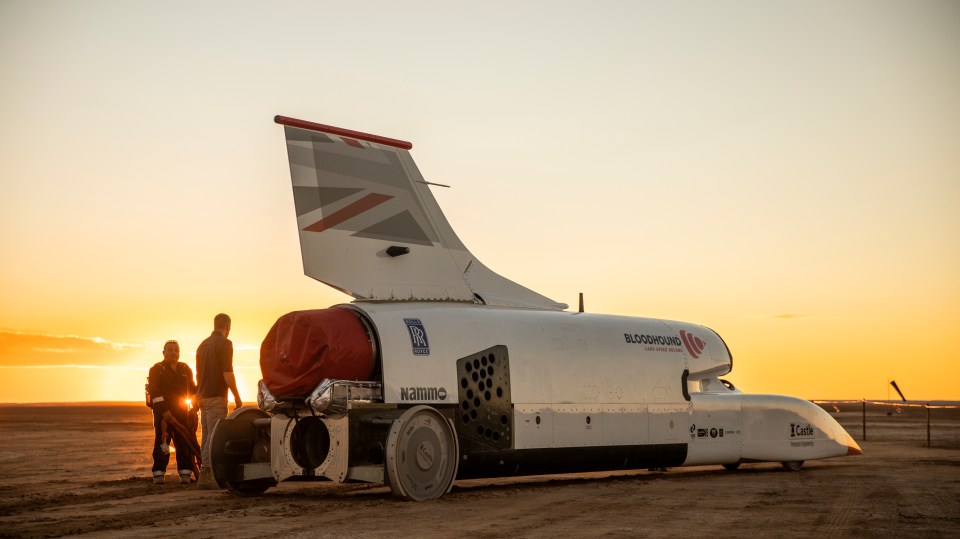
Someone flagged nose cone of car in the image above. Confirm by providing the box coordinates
[846,438,863,456]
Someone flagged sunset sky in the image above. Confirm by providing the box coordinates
[1,1,957,403]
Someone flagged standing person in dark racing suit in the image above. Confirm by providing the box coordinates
[195,313,243,490]
[147,340,198,485]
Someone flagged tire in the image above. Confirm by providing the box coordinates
[211,406,276,496]
[226,479,273,497]
[781,460,804,471]
[385,405,459,501]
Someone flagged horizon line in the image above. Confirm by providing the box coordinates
[2,399,960,407]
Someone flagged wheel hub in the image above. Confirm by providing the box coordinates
[416,440,436,470]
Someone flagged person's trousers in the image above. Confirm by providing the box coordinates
[151,411,194,475]
[200,397,228,469]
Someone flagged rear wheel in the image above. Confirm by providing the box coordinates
[211,406,277,497]
[385,406,459,501]
[781,460,804,471]
[722,462,741,471]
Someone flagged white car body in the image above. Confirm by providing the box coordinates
[208,117,860,500]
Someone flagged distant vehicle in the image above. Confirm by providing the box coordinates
[209,116,861,500]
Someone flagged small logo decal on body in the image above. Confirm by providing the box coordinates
[624,333,683,353]
[404,318,430,355]
[791,423,815,438]
[691,424,727,440]
[399,386,447,401]
[679,330,705,359]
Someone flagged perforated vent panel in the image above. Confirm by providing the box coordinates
[456,345,512,449]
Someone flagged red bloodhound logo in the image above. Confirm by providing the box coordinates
[679,330,705,359]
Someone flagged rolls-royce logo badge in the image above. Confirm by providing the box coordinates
[404,318,430,355]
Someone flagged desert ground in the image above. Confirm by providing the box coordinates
[0,402,958,538]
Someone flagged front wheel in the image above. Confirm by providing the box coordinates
[781,460,804,471]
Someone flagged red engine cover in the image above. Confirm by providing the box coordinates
[260,307,374,397]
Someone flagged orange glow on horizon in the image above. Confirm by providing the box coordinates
[2,2,957,404]
[1,304,958,403]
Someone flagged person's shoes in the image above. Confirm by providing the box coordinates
[195,467,218,490]
[179,473,193,485]
[152,473,165,485]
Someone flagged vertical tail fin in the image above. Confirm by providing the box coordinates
[276,116,566,311]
